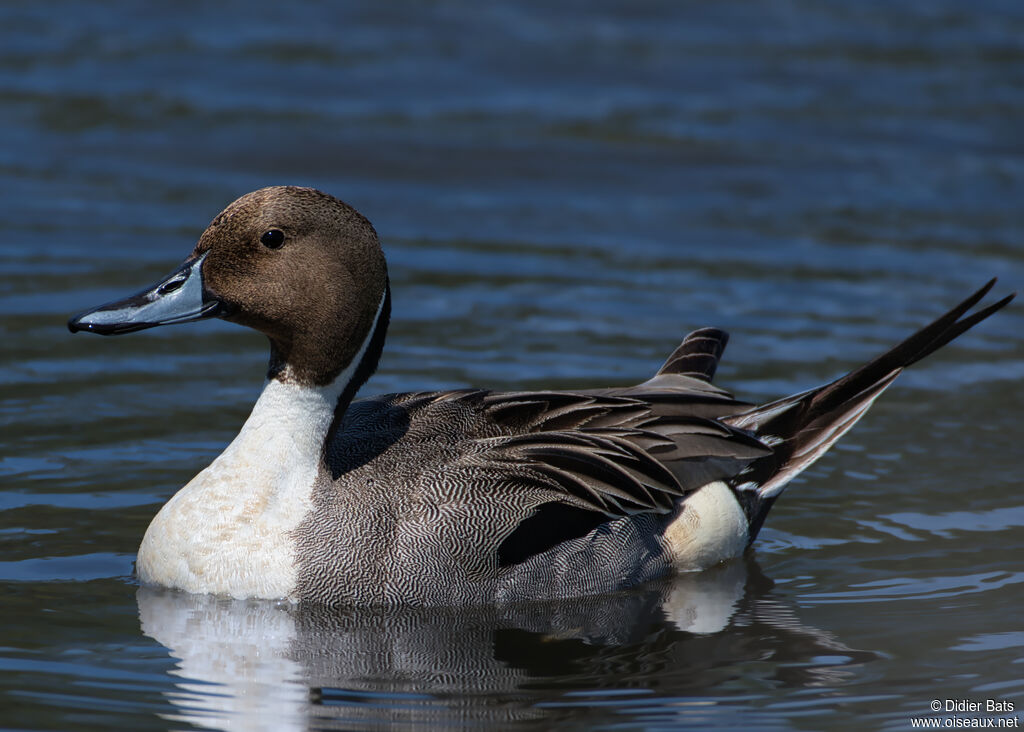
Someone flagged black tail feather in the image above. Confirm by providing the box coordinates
[657,327,730,382]
[723,280,1014,541]
[808,279,1013,418]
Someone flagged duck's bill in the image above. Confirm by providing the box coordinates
[68,252,226,335]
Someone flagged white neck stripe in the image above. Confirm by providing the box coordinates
[321,285,387,403]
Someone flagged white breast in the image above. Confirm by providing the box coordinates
[136,291,387,600]
[136,379,335,600]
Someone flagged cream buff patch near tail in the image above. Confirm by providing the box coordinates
[661,481,749,570]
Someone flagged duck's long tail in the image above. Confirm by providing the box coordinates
[723,279,1014,542]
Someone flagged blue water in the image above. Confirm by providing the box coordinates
[3,1,1023,729]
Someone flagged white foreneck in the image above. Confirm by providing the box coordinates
[136,290,387,600]
[135,379,337,599]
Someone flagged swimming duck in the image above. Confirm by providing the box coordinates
[68,186,1013,606]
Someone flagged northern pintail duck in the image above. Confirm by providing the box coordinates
[68,186,1013,606]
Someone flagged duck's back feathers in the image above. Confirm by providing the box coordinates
[300,381,770,603]
[472,389,769,511]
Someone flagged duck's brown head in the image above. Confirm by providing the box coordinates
[69,186,390,388]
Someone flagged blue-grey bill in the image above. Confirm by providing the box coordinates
[68,252,224,335]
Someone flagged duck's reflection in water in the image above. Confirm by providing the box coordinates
[138,558,873,730]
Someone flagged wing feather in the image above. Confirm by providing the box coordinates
[469,389,769,521]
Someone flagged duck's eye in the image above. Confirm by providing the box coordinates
[260,229,285,249]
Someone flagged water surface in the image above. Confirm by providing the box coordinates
[2,1,1023,729]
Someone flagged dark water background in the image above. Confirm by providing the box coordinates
[3,1,1023,729]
